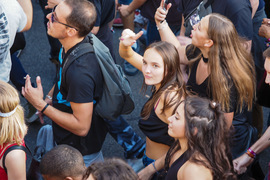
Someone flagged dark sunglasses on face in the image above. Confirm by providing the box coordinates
[51,6,78,31]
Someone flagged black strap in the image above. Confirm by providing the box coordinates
[61,34,94,90]
[2,145,27,174]
[204,0,214,9]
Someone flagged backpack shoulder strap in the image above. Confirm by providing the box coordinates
[61,35,94,85]
[3,145,27,174]
[204,0,214,9]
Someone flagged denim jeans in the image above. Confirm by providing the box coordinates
[105,116,145,159]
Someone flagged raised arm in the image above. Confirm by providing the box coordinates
[17,0,33,32]
[154,0,189,65]
[119,29,144,71]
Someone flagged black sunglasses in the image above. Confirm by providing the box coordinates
[51,6,78,31]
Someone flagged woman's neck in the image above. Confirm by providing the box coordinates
[178,138,188,153]
[199,48,209,59]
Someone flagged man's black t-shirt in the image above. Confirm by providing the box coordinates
[140,0,182,25]
[90,0,115,27]
[52,37,107,155]
[179,0,253,40]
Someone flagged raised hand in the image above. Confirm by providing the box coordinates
[154,0,172,25]
[120,29,143,47]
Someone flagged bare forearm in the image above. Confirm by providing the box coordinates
[119,42,143,71]
[39,102,91,136]
[251,127,270,154]
[126,0,147,14]
[17,0,33,31]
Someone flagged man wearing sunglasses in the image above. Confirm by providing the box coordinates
[23,0,108,166]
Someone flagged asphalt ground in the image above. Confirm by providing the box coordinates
[17,0,270,176]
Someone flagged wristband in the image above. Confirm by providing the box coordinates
[248,148,256,158]
[46,95,52,100]
[267,38,270,42]
[41,103,49,113]
[152,161,158,173]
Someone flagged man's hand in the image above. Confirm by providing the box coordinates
[259,24,270,39]
[22,75,45,111]
[262,18,270,25]
[45,0,61,9]
[118,5,131,17]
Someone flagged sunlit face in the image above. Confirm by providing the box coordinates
[142,48,165,89]
[168,103,186,139]
[46,2,72,39]
[265,58,270,85]
[191,16,210,48]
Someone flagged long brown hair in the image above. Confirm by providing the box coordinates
[165,97,236,179]
[207,13,255,112]
[141,41,187,120]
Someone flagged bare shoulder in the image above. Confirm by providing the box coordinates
[178,160,213,180]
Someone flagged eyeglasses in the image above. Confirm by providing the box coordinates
[51,6,78,31]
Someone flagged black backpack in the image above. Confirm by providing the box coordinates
[61,33,135,121]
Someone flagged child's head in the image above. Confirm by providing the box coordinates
[0,81,27,146]
[82,158,138,180]
[40,145,85,180]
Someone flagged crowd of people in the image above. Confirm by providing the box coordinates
[1,0,270,179]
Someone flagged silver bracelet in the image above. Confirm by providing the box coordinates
[46,95,52,100]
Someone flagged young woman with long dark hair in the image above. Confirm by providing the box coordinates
[119,30,187,176]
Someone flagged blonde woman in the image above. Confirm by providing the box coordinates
[0,81,28,180]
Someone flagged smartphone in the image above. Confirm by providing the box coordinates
[163,0,168,11]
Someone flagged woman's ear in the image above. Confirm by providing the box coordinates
[192,127,198,136]
[204,39,213,48]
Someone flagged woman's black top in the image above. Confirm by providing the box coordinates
[165,151,189,180]
[186,46,254,159]
[139,95,175,146]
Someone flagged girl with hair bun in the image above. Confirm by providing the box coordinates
[139,96,236,180]
[0,80,28,180]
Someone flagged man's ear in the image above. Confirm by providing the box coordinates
[66,28,77,37]
[204,39,213,48]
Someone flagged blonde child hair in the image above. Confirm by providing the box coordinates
[0,81,27,147]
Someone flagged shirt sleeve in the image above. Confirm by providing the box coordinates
[65,59,96,103]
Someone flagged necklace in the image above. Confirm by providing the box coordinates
[202,56,208,63]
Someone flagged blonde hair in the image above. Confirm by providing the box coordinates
[207,14,255,112]
[0,81,27,146]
